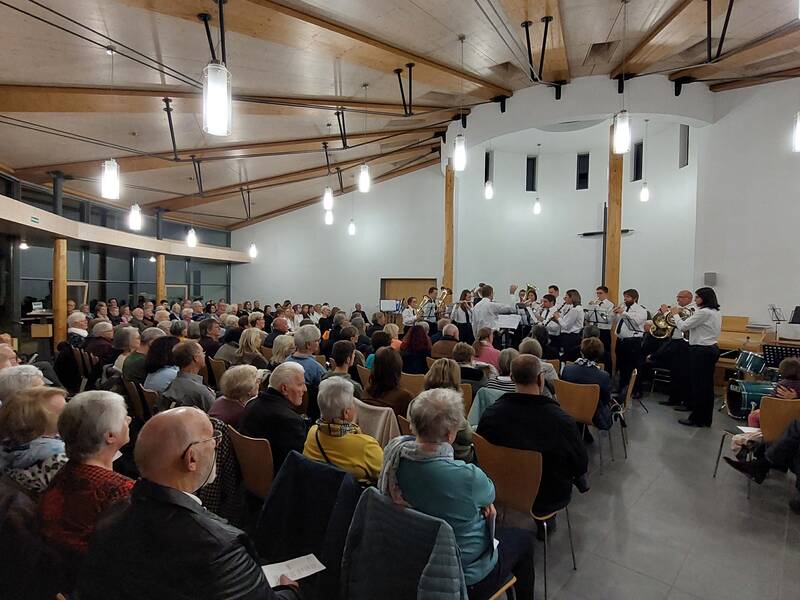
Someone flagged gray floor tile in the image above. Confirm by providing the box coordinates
[556,553,671,600]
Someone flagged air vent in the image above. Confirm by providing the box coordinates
[583,41,619,66]
[385,118,427,128]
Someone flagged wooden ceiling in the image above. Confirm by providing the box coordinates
[0,0,797,229]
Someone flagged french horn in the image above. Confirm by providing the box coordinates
[651,306,694,339]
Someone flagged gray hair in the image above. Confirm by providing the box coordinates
[268,362,305,391]
[170,320,187,337]
[0,365,44,401]
[418,321,429,333]
[224,314,240,328]
[293,324,321,352]
[154,309,170,322]
[408,388,464,442]
[67,312,87,327]
[318,377,355,420]
[351,317,366,336]
[333,312,347,327]
[220,364,259,401]
[518,337,543,358]
[442,323,459,338]
[497,348,519,376]
[187,321,201,339]
[92,321,113,335]
[113,326,139,351]
[141,327,166,345]
[157,321,172,333]
[57,391,128,462]
[181,308,193,319]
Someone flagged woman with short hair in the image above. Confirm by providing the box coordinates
[383,323,402,350]
[209,364,261,427]
[421,358,474,462]
[379,388,535,599]
[231,328,269,369]
[484,348,519,393]
[269,334,296,370]
[112,327,140,372]
[472,327,500,370]
[169,319,187,339]
[143,335,180,393]
[38,391,133,561]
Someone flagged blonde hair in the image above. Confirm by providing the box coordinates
[236,328,264,357]
[424,358,461,391]
[383,323,400,340]
[220,365,259,402]
[0,386,64,444]
[271,335,295,364]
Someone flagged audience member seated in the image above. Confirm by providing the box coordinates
[209,364,261,427]
[560,337,614,430]
[368,311,386,336]
[365,331,391,369]
[264,317,289,348]
[430,318,450,344]
[384,322,402,350]
[248,311,266,332]
[350,317,372,355]
[747,357,800,427]
[38,391,133,566]
[0,343,17,371]
[230,328,269,369]
[0,365,45,405]
[420,358,474,462]
[532,324,559,360]
[123,327,164,386]
[268,334,295,369]
[518,337,558,398]
[431,323,459,359]
[199,317,222,357]
[169,319,188,339]
[322,340,364,398]
[304,377,383,484]
[364,347,414,418]
[452,342,488,395]
[0,386,67,494]
[78,407,300,599]
[484,348,519,393]
[380,388,535,599]
[478,355,588,520]
[240,362,307,472]
[112,327,139,372]
[161,341,215,412]
[472,327,500,370]
[143,335,180,393]
[84,321,116,365]
[215,326,243,364]
[67,311,89,348]
[287,324,327,386]
[128,307,147,332]
[400,324,431,375]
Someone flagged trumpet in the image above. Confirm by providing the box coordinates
[651,306,694,339]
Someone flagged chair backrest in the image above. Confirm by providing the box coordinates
[425,356,436,370]
[209,358,228,388]
[71,346,86,378]
[227,425,274,498]
[565,360,605,372]
[199,364,209,386]
[460,383,473,417]
[356,365,371,389]
[553,379,599,426]
[122,379,146,421]
[397,414,412,435]
[138,386,160,417]
[472,433,542,516]
[623,368,638,411]
[759,396,800,444]
[294,390,310,415]
[399,373,426,398]
[314,354,327,367]
[260,346,273,361]
[544,358,561,374]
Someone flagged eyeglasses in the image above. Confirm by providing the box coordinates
[180,431,223,460]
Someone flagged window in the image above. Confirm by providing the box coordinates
[576,153,590,190]
[525,156,537,192]
[679,124,690,168]
[631,141,643,182]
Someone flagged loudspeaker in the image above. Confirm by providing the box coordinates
[703,272,717,286]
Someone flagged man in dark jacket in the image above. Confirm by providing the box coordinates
[78,407,300,600]
[240,362,307,472]
[560,337,613,430]
[83,321,117,365]
[478,354,588,516]
[263,317,289,348]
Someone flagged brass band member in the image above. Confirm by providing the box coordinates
[401,297,418,333]
[535,294,561,342]
[553,289,584,361]
[452,289,475,344]
[611,289,648,394]
[649,290,694,409]
[588,286,614,374]
[420,286,440,337]
[672,287,721,428]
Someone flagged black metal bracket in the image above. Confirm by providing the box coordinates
[191,156,204,196]
[239,187,251,220]
[322,141,332,174]
[394,69,408,116]
[491,95,509,113]
[335,167,344,193]
[461,113,468,129]
[539,16,553,80]
[335,110,348,148]
[198,13,217,63]
[706,0,712,63]
[552,81,566,100]
[615,73,633,94]
[162,97,179,161]
[716,0,736,60]
[393,63,416,116]
[217,0,227,65]
[520,20,538,82]
[673,76,694,97]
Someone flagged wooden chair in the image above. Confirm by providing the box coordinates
[199,365,209,387]
[397,415,412,435]
[488,576,517,600]
[122,378,146,422]
[209,358,228,389]
[227,425,274,499]
[293,391,310,416]
[313,354,327,367]
[554,379,615,461]
[473,433,575,600]
[425,356,436,370]
[399,373,426,398]
[356,365,371,389]
[544,358,561,374]
[71,346,88,391]
[139,386,160,417]
[260,346,273,361]
[565,360,605,372]
[460,383,473,417]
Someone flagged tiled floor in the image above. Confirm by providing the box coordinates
[499,390,799,600]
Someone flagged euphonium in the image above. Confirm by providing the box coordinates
[651,306,695,339]
[416,295,432,320]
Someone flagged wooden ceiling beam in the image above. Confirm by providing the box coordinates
[669,21,800,81]
[152,142,441,212]
[117,0,511,99]
[709,65,800,91]
[14,126,446,184]
[228,157,440,229]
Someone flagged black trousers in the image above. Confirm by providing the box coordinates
[648,338,690,405]
[688,344,720,426]
[615,337,643,392]
[426,320,438,337]
[598,329,612,374]
[559,332,581,362]
[468,527,535,600]
[765,419,800,491]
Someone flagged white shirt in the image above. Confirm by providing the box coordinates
[471,298,516,336]
[401,307,417,327]
[310,312,321,324]
[451,305,472,324]
[421,300,437,323]
[672,306,721,346]
[585,299,614,330]
[660,302,697,340]
[558,305,585,335]
[536,305,561,337]
[611,302,648,338]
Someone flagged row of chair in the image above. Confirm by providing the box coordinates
[70,347,99,392]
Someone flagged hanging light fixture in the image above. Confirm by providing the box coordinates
[613,0,631,155]
[148,255,156,263]
[483,180,494,200]
[533,197,542,215]
[793,112,800,152]
[322,186,334,210]
[248,242,258,258]
[640,118,650,202]
[324,210,334,225]
[186,228,198,248]
[348,219,357,236]
[454,35,467,172]
[101,158,120,200]
[127,203,142,230]
[358,164,371,193]
[483,149,494,199]
[203,63,232,136]
[18,241,29,250]
[639,183,650,203]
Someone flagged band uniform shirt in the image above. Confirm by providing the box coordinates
[471,298,516,336]
[612,303,648,338]
[401,307,417,327]
[537,306,561,337]
[586,299,614,331]
[421,300,438,324]
[558,305,585,335]
[451,305,471,324]
[672,306,721,346]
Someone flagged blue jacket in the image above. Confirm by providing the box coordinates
[560,363,613,430]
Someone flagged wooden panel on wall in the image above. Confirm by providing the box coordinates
[381,278,438,304]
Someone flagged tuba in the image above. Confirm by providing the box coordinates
[651,306,694,339]
[415,295,432,320]
[417,288,448,320]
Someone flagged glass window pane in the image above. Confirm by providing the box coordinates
[106,253,129,281]
[21,279,52,312]
[190,259,227,285]
[67,249,82,280]
[20,245,52,279]
[199,285,228,304]
[106,282,131,307]
[136,255,156,283]
[166,259,186,284]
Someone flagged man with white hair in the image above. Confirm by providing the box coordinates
[240,362,307,471]
[0,364,44,404]
[78,407,300,600]
[84,321,116,365]
[286,324,326,386]
[432,323,460,359]
[191,301,205,321]
[154,309,170,324]
[67,310,89,348]
[128,307,147,333]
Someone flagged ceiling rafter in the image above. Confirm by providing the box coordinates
[116,0,511,99]
[709,64,800,91]
[228,156,440,230]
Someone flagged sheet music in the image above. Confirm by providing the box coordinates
[262,554,326,587]
[380,299,400,312]
[496,314,521,330]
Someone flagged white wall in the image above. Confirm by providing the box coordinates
[695,79,800,323]
[231,166,443,313]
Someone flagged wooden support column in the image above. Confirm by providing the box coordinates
[605,126,623,303]
[156,254,167,302]
[53,238,67,346]
[442,163,454,291]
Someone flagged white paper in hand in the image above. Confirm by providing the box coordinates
[737,426,761,434]
[262,554,326,588]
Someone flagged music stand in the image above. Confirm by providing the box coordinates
[585,307,609,328]
[790,306,800,325]
[768,304,786,340]
[621,314,643,336]
[763,343,800,369]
